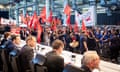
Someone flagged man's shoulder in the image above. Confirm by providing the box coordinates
[21,45,33,52]
[6,41,15,48]
[81,65,91,72]
[46,51,63,59]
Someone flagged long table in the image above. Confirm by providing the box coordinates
[35,44,120,72]
[20,41,120,72]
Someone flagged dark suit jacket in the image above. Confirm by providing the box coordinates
[0,38,8,45]
[81,65,91,72]
[45,51,64,72]
[20,45,34,72]
[5,41,19,53]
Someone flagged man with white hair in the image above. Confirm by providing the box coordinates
[81,51,100,72]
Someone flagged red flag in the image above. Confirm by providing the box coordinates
[74,22,79,32]
[20,13,27,24]
[40,7,46,22]
[47,10,52,23]
[32,11,43,43]
[28,12,36,28]
[56,18,61,25]
[33,12,38,29]
[25,13,30,25]
[66,15,72,30]
[64,5,71,15]
[37,22,42,43]
[81,19,87,31]
[51,18,57,31]
[34,17,43,43]
[29,15,34,28]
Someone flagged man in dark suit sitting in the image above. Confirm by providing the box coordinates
[45,39,64,72]
[5,34,21,53]
[20,36,37,72]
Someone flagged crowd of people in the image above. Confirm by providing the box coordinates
[35,25,120,63]
[0,24,120,72]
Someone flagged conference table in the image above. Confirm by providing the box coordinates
[20,40,120,72]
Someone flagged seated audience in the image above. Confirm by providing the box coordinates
[81,51,100,72]
[45,39,64,72]
[20,36,36,72]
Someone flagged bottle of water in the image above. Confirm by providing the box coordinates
[71,55,76,64]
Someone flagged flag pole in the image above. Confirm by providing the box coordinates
[46,0,50,25]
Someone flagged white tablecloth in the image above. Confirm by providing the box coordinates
[20,41,120,72]
[36,44,120,72]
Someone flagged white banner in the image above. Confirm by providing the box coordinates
[0,17,16,25]
[0,18,9,25]
[76,6,95,26]
[82,6,95,26]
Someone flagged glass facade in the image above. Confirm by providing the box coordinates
[0,0,120,25]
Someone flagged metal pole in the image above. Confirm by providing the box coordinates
[46,0,49,25]
[15,3,19,26]
[72,0,76,10]
[9,0,12,19]
[51,0,54,11]
[33,0,39,14]
[63,0,68,26]
[23,0,27,16]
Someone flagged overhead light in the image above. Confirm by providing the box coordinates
[100,0,106,6]
[0,5,4,9]
[6,5,10,9]
[110,5,117,10]
[27,7,32,11]
[110,0,118,5]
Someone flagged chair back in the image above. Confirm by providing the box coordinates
[30,54,47,72]
[0,47,9,72]
[9,50,21,72]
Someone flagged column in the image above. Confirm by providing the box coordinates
[72,0,77,26]
[89,0,97,26]
[50,0,54,11]
[63,0,68,26]
[9,0,12,19]
[15,3,19,26]
[33,0,39,14]
[46,0,50,25]
[36,0,39,15]
[23,0,27,16]
[72,0,76,10]
[9,5,12,19]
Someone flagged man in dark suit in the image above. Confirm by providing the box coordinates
[5,34,21,53]
[1,34,21,72]
[20,28,28,40]
[45,39,64,72]
[20,36,36,72]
